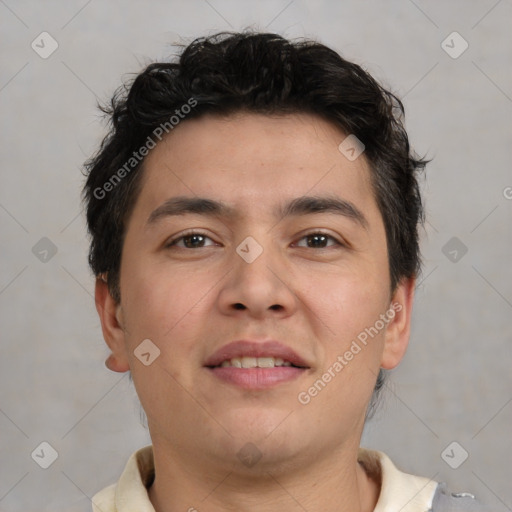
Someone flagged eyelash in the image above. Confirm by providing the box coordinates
[165,230,344,249]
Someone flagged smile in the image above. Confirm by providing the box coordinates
[204,340,310,389]
[217,356,295,368]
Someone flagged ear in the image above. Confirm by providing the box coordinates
[95,276,130,373]
[380,277,415,370]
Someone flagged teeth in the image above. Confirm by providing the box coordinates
[241,356,257,368]
[218,356,294,368]
[257,357,275,368]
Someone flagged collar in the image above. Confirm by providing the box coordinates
[92,445,438,512]
[357,448,438,511]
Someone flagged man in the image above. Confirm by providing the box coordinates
[83,31,487,511]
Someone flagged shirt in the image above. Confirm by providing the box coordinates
[91,445,486,511]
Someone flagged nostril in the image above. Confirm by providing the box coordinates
[231,303,283,311]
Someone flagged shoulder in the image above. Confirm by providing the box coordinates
[431,483,491,512]
[92,483,116,512]
[359,448,491,512]
[359,448,438,511]
[90,445,155,512]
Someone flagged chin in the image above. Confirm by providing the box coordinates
[213,408,306,457]
[216,433,314,478]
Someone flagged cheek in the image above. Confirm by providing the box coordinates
[119,256,219,383]
[300,258,389,335]
[120,262,209,417]
[120,256,200,337]
[299,263,389,399]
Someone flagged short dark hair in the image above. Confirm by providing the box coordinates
[83,31,427,414]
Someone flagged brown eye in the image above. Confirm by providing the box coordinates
[167,232,216,249]
[296,232,341,249]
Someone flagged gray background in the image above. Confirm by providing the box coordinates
[1,1,511,511]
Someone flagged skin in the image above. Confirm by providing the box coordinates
[95,112,415,512]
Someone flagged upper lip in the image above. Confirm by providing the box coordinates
[204,340,310,368]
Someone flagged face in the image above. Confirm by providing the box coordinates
[97,112,413,473]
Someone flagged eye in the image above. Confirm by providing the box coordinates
[295,232,342,249]
[166,231,217,249]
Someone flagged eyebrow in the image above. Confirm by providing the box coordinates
[146,195,368,229]
[279,195,368,229]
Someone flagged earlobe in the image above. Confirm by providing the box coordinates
[95,277,131,373]
[380,277,415,370]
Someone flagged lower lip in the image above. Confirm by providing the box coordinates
[208,366,306,389]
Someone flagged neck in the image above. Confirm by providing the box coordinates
[148,440,380,512]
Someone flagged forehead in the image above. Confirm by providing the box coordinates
[130,112,380,226]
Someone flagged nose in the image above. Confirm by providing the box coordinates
[215,240,298,320]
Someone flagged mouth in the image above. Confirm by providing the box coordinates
[204,340,310,390]
[214,356,302,368]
